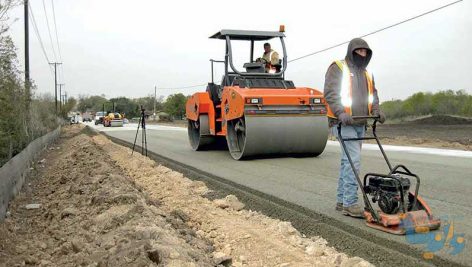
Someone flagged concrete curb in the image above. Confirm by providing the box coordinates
[0,126,61,221]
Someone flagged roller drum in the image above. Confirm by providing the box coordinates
[227,115,328,160]
[188,115,215,150]
[110,120,123,127]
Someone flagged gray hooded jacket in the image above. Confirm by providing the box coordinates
[323,38,380,126]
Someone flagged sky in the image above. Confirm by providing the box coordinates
[5,0,472,101]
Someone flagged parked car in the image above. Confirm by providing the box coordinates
[94,111,107,125]
[70,114,81,124]
[82,112,92,122]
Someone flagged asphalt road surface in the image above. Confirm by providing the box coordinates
[88,122,471,266]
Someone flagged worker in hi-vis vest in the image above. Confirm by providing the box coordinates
[324,38,386,218]
[260,43,279,73]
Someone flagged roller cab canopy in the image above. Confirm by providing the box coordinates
[210,29,285,41]
[209,28,288,84]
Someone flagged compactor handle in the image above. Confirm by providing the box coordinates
[337,116,380,130]
[351,115,380,121]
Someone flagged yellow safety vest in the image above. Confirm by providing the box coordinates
[326,60,374,118]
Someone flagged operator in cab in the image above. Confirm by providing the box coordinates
[257,43,280,73]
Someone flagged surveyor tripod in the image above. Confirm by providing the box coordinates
[132,106,148,156]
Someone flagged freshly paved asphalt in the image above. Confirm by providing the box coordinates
[89,122,471,265]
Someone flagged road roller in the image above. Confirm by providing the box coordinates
[186,26,329,160]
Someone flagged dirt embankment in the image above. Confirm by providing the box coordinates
[373,124,472,151]
[0,125,371,267]
[327,115,472,151]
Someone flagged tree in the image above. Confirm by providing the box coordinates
[164,93,188,120]
[77,95,107,113]
[60,97,77,118]
[0,2,62,166]
[0,34,27,163]
[381,90,472,119]
[134,95,164,114]
[109,97,139,118]
[0,1,19,35]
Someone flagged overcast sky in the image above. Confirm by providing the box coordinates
[6,0,472,101]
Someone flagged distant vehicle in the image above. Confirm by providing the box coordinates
[94,111,107,125]
[103,112,124,127]
[82,112,92,122]
[70,114,81,124]
[158,112,173,122]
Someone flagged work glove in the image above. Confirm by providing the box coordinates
[338,112,354,126]
[373,110,386,124]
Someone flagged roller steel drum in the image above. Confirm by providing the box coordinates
[188,115,215,150]
[110,120,124,127]
[226,115,328,160]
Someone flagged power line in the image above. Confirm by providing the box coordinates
[288,0,463,63]
[137,0,464,91]
[50,0,66,84]
[28,3,51,65]
[41,0,57,61]
[158,83,207,90]
[50,0,62,62]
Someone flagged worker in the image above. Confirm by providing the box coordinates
[323,38,386,218]
[259,43,279,73]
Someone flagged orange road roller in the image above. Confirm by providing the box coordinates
[186,27,329,160]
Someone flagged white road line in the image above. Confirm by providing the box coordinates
[327,141,472,158]
[84,122,472,158]
[85,122,186,132]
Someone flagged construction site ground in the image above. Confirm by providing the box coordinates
[86,120,471,266]
[0,125,372,267]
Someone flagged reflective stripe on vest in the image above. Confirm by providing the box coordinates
[326,60,375,118]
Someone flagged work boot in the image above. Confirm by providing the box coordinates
[335,202,343,211]
[342,204,365,218]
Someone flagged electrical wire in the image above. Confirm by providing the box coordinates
[51,0,66,83]
[288,0,463,63]
[50,0,62,62]
[158,83,207,90]
[155,0,462,91]
[28,3,52,66]
[41,0,57,61]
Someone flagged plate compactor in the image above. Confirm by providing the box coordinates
[338,116,441,235]
[186,27,329,160]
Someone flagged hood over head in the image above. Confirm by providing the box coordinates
[345,38,372,69]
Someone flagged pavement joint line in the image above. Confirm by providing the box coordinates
[327,141,472,158]
[87,126,465,267]
[85,122,472,158]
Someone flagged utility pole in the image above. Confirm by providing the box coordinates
[49,62,62,114]
[24,0,30,98]
[154,85,157,119]
[58,83,65,111]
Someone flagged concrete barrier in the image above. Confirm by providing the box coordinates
[0,127,61,221]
